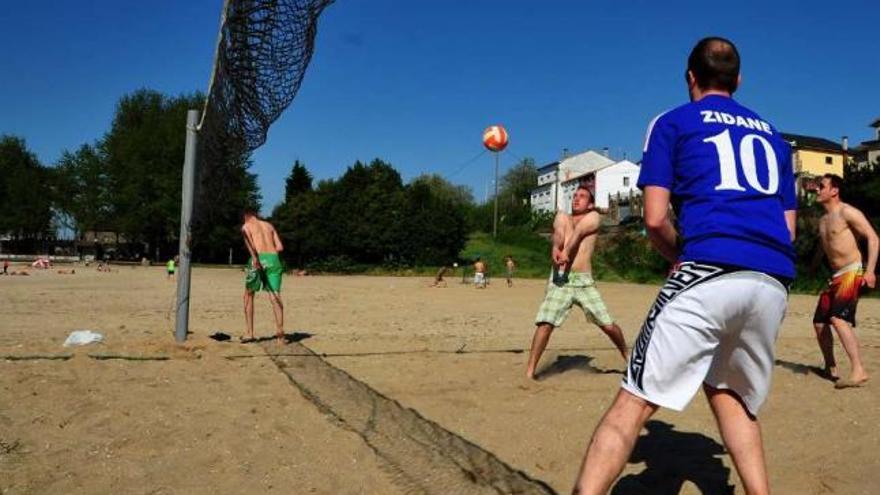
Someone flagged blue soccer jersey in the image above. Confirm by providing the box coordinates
[638,95,796,279]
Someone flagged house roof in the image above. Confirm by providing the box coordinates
[559,150,615,173]
[870,117,880,128]
[561,159,639,184]
[537,161,559,173]
[781,133,843,153]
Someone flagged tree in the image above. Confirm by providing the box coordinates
[271,159,469,268]
[52,143,112,238]
[0,136,54,248]
[98,88,260,262]
[409,173,474,207]
[497,157,538,227]
[272,160,316,267]
[284,159,313,201]
[399,179,468,265]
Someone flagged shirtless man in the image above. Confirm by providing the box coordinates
[241,210,286,344]
[525,184,628,379]
[813,174,877,388]
[505,255,516,287]
[473,257,487,288]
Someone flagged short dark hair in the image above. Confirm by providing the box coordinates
[687,37,740,93]
[823,173,843,191]
[576,182,594,202]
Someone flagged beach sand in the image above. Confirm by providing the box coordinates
[1,266,878,494]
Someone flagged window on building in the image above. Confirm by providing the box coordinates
[623,177,630,187]
[825,156,833,165]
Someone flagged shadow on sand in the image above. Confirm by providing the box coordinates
[216,331,313,344]
[536,354,623,380]
[611,420,734,495]
[774,358,837,382]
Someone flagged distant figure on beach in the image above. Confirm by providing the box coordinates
[166,257,176,280]
[473,257,487,288]
[525,184,628,380]
[573,37,797,495]
[31,258,51,269]
[2,259,8,275]
[812,173,877,389]
[504,255,516,287]
[241,209,286,344]
[432,265,450,287]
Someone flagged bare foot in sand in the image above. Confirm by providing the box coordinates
[835,374,868,389]
[275,332,286,345]
[823,365,840,382]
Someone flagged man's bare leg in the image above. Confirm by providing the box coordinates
[813,323,838,380]
[526,323,554,379]
[829,317,869,385]
[599,323,628,362]
[243,290,255,340]
[704,385,769,495]
[572,389,657,494]
[268,292,285,344]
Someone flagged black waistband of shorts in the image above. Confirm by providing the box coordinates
[689,260,792,291]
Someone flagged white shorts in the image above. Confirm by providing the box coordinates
[474,272,485,285]
[622,262,788,416]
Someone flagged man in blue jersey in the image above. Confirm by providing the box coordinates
[572,37,796,495]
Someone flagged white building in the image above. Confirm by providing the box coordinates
[530,150,640,213]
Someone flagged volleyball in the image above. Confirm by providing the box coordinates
[482,125,509,152]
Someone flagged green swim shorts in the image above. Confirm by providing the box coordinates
[534,271,613,327]
[245,253,283,293]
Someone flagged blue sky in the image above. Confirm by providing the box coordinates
[1,0,878,213]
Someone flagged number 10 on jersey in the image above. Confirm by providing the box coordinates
[704,129,779,194]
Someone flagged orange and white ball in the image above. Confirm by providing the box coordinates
[482,125,509,152]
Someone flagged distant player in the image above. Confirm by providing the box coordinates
[525,184,628,380]
[473,257,487,288]
[504,255,516,287]
[166,257,176,280]
[241,210,286,344]
[573,37,797,494]
[812,173,877,389]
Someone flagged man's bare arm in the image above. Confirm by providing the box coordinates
[271,226,284,252]
[562,211,600,261]
[844,205,878,285]
[784,210,797,242]
[241,226,260,266]
[643,186,678,264]
[551,211,569,265]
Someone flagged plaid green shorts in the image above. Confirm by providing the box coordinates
[534,271,613,327]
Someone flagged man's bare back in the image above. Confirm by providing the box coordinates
[242,218,283,254]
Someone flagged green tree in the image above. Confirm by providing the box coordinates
[409,173,474,207]
[52,143,113,238]
[273,160,317,267]
[497,157,538,227]
[0,136,54,248]
[284,159,313,201]
[101,89,199,258]
[97,88,260,262]
[399,179,468,265]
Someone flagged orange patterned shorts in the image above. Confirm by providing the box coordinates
[813,266,864,327]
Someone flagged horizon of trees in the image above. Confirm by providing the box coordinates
[0,87,537,265]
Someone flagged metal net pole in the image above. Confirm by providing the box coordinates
[174,110,200,342]
[493,152,499,238]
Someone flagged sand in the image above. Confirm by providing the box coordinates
[1,265,878,494]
